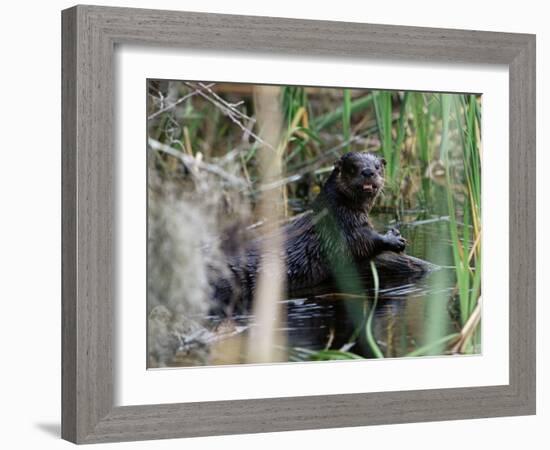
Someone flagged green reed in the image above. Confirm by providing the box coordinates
[365,261,384,358]
[450,95,482,350]
[342,89,352,152]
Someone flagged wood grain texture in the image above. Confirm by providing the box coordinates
[508,36,537,411]
[61,7,77,443]
[61,4,536,444]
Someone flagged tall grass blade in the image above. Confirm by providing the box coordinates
[366,262,384,358]
[342,89,352,152]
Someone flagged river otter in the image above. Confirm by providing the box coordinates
[213,152,407,315]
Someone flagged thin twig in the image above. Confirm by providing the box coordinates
[196,82,256,123]
[148,138,249,188]
[451,297,482,353]
[252,133,371,194]
[183,82,274,150]
[148,83,216,120]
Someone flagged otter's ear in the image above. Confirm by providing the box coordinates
[380,157,387,167]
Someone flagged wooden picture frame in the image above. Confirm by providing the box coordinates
[61,5,536,444]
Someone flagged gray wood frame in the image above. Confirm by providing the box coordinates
[62,4,536,444]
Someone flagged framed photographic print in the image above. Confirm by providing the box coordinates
[61,5,536,444]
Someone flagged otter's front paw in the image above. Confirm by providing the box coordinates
[384,228,407,252]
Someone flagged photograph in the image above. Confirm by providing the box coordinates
[146,80,482,368]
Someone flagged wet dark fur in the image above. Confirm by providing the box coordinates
[212,152,406,315]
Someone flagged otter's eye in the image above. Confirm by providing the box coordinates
[375,162,381,170]
[346,165,358,176]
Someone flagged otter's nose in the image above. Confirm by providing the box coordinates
[361,168,375,178]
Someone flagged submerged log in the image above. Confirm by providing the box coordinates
[362,251,438,284]
[212,250,438,314]
[288,252,438,299]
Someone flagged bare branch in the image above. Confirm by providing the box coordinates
[148,138,249,188]
[196,82,256,123]
[183,81,274,150]
[148,83,216,120]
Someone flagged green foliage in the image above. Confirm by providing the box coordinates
[365,262,384,358]
[406,333,460,357]
[311,94,374,131]
[309,350,364,361]
[342,89,352,152]
[372,91,394,180]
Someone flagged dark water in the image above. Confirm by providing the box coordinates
[201,212,470,362]
[289,215,460,359]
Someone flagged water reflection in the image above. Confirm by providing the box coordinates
[200,213,469,361]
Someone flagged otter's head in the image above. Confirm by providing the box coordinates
[331,152,386,207]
